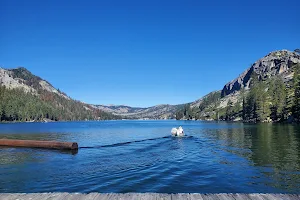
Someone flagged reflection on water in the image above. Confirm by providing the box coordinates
[0,121,300,193]
[0,147,78,165]
[200,123,300,192]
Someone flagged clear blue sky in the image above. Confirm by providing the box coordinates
[1,0,299,107]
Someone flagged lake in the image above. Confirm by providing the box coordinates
[0,120,299,193]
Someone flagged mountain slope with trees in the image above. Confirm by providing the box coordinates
[2,49,300,123]
[176,49,300,123]
[0,67,119,122]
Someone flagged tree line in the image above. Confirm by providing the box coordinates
[176,63,300,123]
[175,91,221,120]
[230,63,300,122]
[0,86,120,122]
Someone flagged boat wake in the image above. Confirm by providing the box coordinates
[80,135,193,149]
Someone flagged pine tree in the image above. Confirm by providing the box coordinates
[225,100,234,120]
[285,81,294,119]
[244,73,270,122]
[240,88,246,120]
[268,77,286,121]
[293,63,300,120]
[255,81,270,121]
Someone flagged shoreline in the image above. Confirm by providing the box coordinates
[1,118,299,124]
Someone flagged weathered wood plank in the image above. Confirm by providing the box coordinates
[189,193,204,200]
[234,194,253,200]
[2,193,27,200]
[82,192,102,200]
[52,192,70,200]
[0,194,10,200]
[0,193,12,200]
[200,193,219,200]
[134,193,157,200]
[257,193,280,200]
[248,193,267,200]
[263,194,297,200]
[171,193,190,200]
[0,193,299,200]
[26,193,48,200]
[43,193,63,200]
[64,193,86,200]
[113,193,137,200]
[139,193,158,200]
[97,193,107,200]
[22,193,47,200]
[157,193,171,200]
[216,193,239,200]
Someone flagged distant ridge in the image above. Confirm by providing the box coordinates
[93,104,183,119]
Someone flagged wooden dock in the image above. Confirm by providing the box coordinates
[0,193,299,200]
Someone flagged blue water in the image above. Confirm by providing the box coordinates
[0,120,300,193]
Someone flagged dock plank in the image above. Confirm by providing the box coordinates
[171,193,190,200]
[0,193,299,200]
[136,193,157,200]
[83,193,101,200]
[189,193,203,200]
[200,193,218,200]
[4,193,29,200]
[214,193,234,200]
[0,193,25,200]
[157,193,171,200]
[22,193,47,200]
[258,193,280,200]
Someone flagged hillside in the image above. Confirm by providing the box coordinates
[0,67,119,122]
[221,50,300,97]
[0,67,180,121]
[93,104,183,119]
[0,67,69,98]
[176,49,300,122]
[2,49,300,122]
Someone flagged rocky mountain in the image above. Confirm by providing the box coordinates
[2,49,299,122]
[94,105,145,115]
[99,50,300,121]
[0,67,70,99]
[93,104,183,119]
[221,50,300,97]
[177,49,300,122]
[0,67,118,121]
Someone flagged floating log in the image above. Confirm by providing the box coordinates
[0,139,78,150]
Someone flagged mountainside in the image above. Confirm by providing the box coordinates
[0,67,179,121]
[177,49,300,122]
[0,67,118,122]
[221,50,300,97]
[93,104,183,119]
[0,67,69,98]
[93,105,145,115]
[2,49,300,122]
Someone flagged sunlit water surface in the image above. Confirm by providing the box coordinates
[0,120,300,193]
